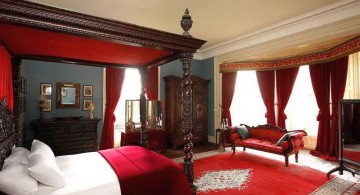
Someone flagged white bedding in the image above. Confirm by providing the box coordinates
[35,152,121,195]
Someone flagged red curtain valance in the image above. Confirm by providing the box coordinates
[220,35,360,72]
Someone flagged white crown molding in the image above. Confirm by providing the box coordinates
[194,0,360,61]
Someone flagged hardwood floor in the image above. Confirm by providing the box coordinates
[162,142,218,159]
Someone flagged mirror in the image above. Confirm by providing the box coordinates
[341,100,360,165]
[327,99,360,177]
[125,100,162,130]
[56,82,80,108]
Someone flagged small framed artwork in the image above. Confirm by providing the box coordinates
[40,83,52,96]
[20,77,27,95]
[43,99,52,112]
[83,85,93,97]
[21,97,26,113]
[83,99,93,111]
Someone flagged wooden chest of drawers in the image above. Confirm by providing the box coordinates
[31,117,101,156]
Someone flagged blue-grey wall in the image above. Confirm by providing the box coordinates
[22,60,104,146]
[160,57,215,136]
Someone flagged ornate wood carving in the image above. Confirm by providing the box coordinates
[0,98,16,170]
[0,0,205,54]
[179,51,197,194]
[11,58,21,146]
[139,68,148,148]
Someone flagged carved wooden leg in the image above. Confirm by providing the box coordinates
[243,147,246,151]
[295,152,299,163]
[232,144,235,154]
[285,155,289,167]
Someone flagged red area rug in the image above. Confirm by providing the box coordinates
[193,152,332,195]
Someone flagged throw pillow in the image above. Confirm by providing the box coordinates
[236,125,250,140]
[30,139,55,159]
[0,163,38,195]
[4,147,30,165]
[28,153,65,187]
[276,132,297,146]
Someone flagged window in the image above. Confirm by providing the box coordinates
[113,68,142,146]
[285,66,318,136]
[230,66,319,136]
[230,71,267,126]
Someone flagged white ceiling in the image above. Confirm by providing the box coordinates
[28,0,360,62]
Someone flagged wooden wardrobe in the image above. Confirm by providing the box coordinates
[164,75,209,149]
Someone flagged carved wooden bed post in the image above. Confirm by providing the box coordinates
[180,9,197,195]
[11,57,22,146]
[139,67,148,148]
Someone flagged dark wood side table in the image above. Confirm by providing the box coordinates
[215,128,232,151]
[120,128,167,153]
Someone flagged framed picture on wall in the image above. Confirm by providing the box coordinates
[83,85,93,97]
[43,99,51,112]
[20,77,27,95]
[83,99,93,111]
[40,83,52,96]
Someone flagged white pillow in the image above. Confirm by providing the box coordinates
[0,163,38,195]
[30,139,55,159]
[28,154,65,187]
[4,147,31,166]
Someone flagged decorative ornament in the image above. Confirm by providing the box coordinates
[181,8,193,37]
[88,102,95,119]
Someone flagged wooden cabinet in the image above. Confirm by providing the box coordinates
[31,117,101,156]
[164,75,209,149]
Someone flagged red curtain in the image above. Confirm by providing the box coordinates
[100,68,125,150]
[276,67,299,129]
[329,56,349,159]
[0,46,13,111]
[221,72,237,126]
[309,62,332,160]
[145,67,158,100]
[256,70,275,125]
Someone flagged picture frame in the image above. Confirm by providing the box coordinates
[83,85,93,97]
[21,97,26,112]
[40,83,52,96]
[20,77,27,95]
[43,99,52,112]
[83,99,93,111]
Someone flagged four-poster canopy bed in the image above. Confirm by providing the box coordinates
[0,0,205,194]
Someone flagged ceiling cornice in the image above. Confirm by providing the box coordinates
[194,0,360,60]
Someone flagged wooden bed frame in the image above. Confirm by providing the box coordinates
[0,1,206,194]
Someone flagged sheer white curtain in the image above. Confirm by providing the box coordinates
[230,71,267,126]
[114,68,142,146]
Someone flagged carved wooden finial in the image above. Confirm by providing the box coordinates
[181,8,193,37]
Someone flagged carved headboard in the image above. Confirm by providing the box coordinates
[0,98,18,170]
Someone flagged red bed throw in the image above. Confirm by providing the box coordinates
[99,146,191,195]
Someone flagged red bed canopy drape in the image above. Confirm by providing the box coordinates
[100,68,125,150]
[309,56,348,161]
[0,45,13,112]
[221,72,237,126]
[276,67,299,129]
[256,70,276,125]
[145,67,158,100]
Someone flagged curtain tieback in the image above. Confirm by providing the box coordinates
[281,112,287,120]
[330,114,337,122]
[111,113,116,123]
[265,111,268,118]
[316,111,322,121]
